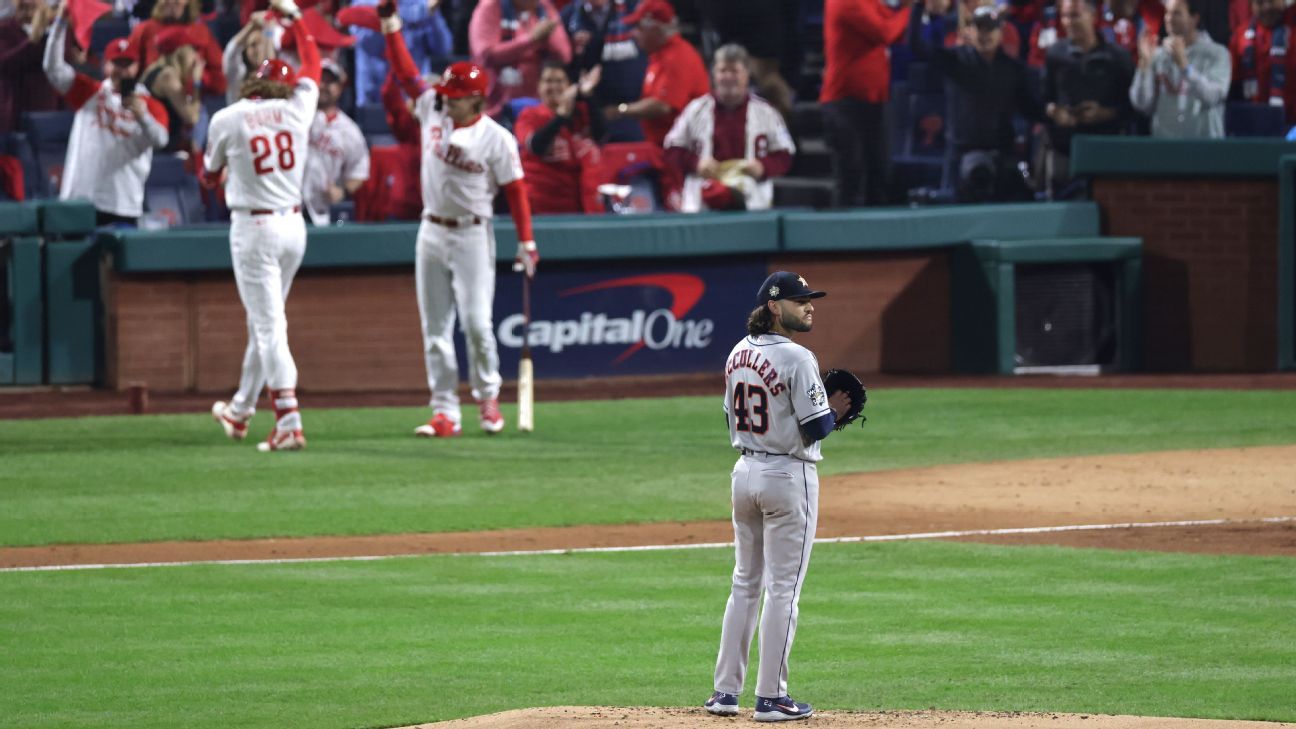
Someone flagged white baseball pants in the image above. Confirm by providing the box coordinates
[713,453,820,700]
[226,210,306,421]
[415,218,502,422]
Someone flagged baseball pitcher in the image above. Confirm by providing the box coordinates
[205,0,320,452]
[379,0,540,438]
[705,271,852,722]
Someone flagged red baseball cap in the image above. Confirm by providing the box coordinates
[433,61,490,98]
[623,0,676,26]
[255,58,298,87]
[103,36,137,63]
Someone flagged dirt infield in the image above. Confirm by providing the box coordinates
[409,706,1295,728]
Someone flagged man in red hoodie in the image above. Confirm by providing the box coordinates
[820,0,912,207]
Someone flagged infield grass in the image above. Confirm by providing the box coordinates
[3,388,1296,546]
[2,541,1293,729]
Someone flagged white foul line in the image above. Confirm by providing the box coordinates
[2,516,1292,573]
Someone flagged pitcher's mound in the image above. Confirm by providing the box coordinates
[407,706,1293,728]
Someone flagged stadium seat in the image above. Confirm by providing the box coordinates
[357,104,391,136]
[206,12,241,49]
[144,154,204,226]
[0,132,43,201]
[88,13,131,58]
[21,110,74,198]
[904,92,947,158]
[596,142,664,213]
[1225,101,1287,137]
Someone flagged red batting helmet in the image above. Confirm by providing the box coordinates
[254,58,298,87]
[433,62,490,98]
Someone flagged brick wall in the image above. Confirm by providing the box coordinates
[106,253,952,392]
[770,252,951,374]
[1093,178,1278,371]
[107,268,428,392]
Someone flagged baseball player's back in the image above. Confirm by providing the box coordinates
[205,3,321,453]
[207,79,318,209]
[708,271,849,723]
[724,334,829,463]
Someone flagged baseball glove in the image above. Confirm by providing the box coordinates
[823,368,867,430]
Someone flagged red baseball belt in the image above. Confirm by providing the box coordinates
[249,205,301,216]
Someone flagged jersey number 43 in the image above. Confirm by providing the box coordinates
[250,132,296,175]
[732,383,769,434]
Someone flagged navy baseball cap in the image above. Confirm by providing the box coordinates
[757,271,827,305]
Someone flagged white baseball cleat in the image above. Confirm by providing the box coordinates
[479,398,504,434]
[415,413,461,438]
[257,428,306,452]
[211,401,250,441]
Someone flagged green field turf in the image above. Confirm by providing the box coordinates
[2,541,1293,729]
[2,388,1296,547]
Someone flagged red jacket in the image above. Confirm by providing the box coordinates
[514,103,602,214]
[820,0,911,104]
[641,34,710,147]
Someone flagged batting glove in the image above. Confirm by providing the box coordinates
[513,240,539,278]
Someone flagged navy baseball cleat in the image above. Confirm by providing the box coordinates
[703,691,739,716]
[753,695,813,722]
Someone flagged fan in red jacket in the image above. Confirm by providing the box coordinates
[514,60,604,213]
[820,0,911,206]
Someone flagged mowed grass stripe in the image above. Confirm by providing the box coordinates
[2,388,1295,547]
[1,541,1292,729]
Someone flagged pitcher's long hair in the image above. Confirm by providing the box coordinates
[747,304,774,336]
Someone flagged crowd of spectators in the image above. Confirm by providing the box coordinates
[0,0,1293,221]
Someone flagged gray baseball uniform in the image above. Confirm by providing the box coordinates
[711,271,836,713]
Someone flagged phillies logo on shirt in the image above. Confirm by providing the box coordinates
[94,96,140,139]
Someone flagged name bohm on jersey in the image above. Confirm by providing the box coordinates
[497,309,714,354]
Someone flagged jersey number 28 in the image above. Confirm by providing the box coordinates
[732,383,769,434]
[250,132,296,175]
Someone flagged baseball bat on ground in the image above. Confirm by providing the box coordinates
[518,274,535,432]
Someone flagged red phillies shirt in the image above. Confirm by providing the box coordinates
[641,34,710,147]
[514,103,602,213]
[820,0,910,103]
[1230,11,1296,121]
[126,19,227,97]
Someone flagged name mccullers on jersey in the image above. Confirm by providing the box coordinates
[724,347,787,396]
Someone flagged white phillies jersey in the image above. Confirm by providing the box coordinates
[412,90,523,218]
[60,81,169,218]
[204,78,319,211]
[723,333,831,463]
[663,93,795,213]
[303,109,370,225]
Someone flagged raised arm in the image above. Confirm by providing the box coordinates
[273,0,320,83]
[378,0,428,100]
[42,10,75,95]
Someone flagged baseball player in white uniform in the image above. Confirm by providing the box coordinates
[379,0,540,438]
[302,59,370,225]
[705,271,851,722]
[43,4,170,226]
[205,0,320,452]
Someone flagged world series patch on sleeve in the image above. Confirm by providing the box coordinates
[822,368,867,430]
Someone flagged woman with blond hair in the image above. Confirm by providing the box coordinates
[126,0,227,99]
[141,26,207,153]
